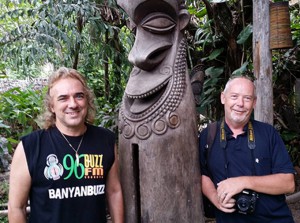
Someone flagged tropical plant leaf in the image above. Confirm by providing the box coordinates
[237,24,252,45]
[208,48,224,61]
[205,66,224,78]
[232,62,249,76]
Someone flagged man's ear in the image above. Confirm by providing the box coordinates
[49,101,55,113]
[179,9,190,30]
[220,92,225,105]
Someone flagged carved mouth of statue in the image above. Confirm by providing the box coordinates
[125,70,172,114]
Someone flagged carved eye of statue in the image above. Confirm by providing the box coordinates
[141,13,176,34]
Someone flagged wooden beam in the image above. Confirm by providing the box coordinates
[253,0,273,125]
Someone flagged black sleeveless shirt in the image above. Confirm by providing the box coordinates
[22,124,115,223]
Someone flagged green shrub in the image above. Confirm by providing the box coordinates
[0,86,45,151]
[0,180,9,223]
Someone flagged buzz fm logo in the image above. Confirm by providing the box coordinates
[84,154,104,179]
[62,154,104,180]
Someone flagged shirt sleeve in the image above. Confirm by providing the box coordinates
[270,126,295,174]
[199,128,210,176]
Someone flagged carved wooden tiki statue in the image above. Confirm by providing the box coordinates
[117,0,204,222]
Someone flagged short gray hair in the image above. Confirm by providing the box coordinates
[223,75,257,98]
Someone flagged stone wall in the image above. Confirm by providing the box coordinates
[0,137,11,172]
[0,78,48,93]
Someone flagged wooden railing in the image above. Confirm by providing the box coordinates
[0,203,30,216]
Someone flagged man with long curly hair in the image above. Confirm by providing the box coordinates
[8,67,124,223]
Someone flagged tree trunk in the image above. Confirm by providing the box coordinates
[253,0,273,125]
[104,30,110,100]
[73,13,84,70]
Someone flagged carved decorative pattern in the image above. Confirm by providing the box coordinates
[119,39,187,140]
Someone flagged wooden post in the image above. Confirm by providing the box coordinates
[117,0,204,222]
[253,0,273,125]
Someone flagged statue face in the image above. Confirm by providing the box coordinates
[118,0,189,115]
[117,0,181,20]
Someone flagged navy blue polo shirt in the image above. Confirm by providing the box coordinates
[199,119,295,223]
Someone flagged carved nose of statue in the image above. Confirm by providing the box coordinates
[128,41,172,71]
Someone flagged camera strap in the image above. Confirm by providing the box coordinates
[220,119,257,178]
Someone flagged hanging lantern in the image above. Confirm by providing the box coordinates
[269,1,293,50]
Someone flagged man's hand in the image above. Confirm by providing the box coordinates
[217,177,245,204]
[217,196,236,213]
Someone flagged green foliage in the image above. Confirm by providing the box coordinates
[210,0,228,3]
[270,3,300,165]
[237,25,253,45]
[290,4,300,45]
[0,214,8,222]
[0,86,44,150]
[232,62,249,76]
[0,1,46,78]
[281,130,300,167]
[0,0,130,80]
[0,179,9,223]
[199,66,224,113]
[95,97,120,136]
